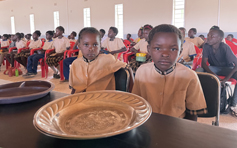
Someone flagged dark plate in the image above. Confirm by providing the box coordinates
[0,80,55,104]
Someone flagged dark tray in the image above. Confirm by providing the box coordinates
[0,81,54,104]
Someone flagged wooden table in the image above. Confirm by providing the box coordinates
[0,91,237,148]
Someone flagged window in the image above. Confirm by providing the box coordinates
[172,0,185,28]
[10,16,15,34]
[54,11,60,29]
[29,14,35,34]
[83,8,91,27]
[115,4,123,38]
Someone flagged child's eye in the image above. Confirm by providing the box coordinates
[171,48,177,51]
[155,47,160,50]
[84,44,89,47]
[93,44,98,47]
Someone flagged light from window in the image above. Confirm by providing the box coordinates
[83,8,91,27]
[115,4,123,38]
[10,16,15,34]
[54,11,60,29]
[29,14,35,34]
[173,0,185,28]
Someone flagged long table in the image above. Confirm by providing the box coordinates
[1,91,237,148]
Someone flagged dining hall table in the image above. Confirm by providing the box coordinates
[1,88,237,148]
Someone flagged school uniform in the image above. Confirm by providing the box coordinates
[101,37,126,60]
[0,40,10,47]
[129,38,152,73]
[132,62,207,118]
[5,41,17,67]
[178,40,196,62]
[134,37,141,43]
[27,40,54,74]
[185,37,204,48]
[46,36,70,67]
[0,40,10,66]
[15,40,26,49]
[69,54,126,93]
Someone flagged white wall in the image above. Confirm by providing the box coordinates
[0,0,236,38]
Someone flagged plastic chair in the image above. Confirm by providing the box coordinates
[225,39,237,55]
[218,76,237,85]
[41,38,46,42]
[114,67,134,92]
[194,45,202,56]
[123,40,131,48]
[197,72,220,126]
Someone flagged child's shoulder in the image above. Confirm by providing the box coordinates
[98,54,116,61]
[136,62,154,74]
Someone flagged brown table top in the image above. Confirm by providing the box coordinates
[0,91,237,148]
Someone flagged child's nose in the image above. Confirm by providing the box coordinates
[161,50,170,57]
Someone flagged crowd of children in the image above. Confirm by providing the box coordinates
[2,23,237,120]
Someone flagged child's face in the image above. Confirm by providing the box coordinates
[200,36,205,41]
[226,35,233,41]
[207,30,222,46]
[108,29,116,38]
[79,33,100,61]
[138,29,142,37]
[70,33,75,39]
[100,31,104,38]
[3,36,7,40]
[56,28,63,37]
[126,34,130,39]
[143,29,151,40]
[33,33,38,40]
[46,33,52,41]
[26,35,31,40]
[148,32,181,72]
[188,30,195,37]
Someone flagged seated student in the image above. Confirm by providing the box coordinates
[177,27,196,68]
[14,30,42,72]
[8,33,26,66]
[199,35,205,42]
[134,27,144,43]
[226,34,237,45]
[69,27,126,94]
[100,29,107,43]
[132,24,207,121]
[23,31,54,77]
[126,34,134,43]
[25,34,32,42]
[46,26,70,79]
[196,29,237,115]
[0,34,10,70]
[62,40,82,82]
[129,24,153,73]
[185,28,204,48]
[21,33,26,42]
[101,26,127,60]
[69,31,77,43]
[5,35,17,67]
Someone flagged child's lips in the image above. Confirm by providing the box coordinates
[159,60,171,65]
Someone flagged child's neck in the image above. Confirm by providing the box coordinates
[34,39,38,41]
[212,42,221,50]
[48,38,53,41]
[190,36,195,38]
[110,37,115,41]
[58,35,63,39]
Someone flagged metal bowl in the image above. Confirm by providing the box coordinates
[0,80,54,104]
[33,90,152,140]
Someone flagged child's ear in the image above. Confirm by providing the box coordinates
[147,45,151,56]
